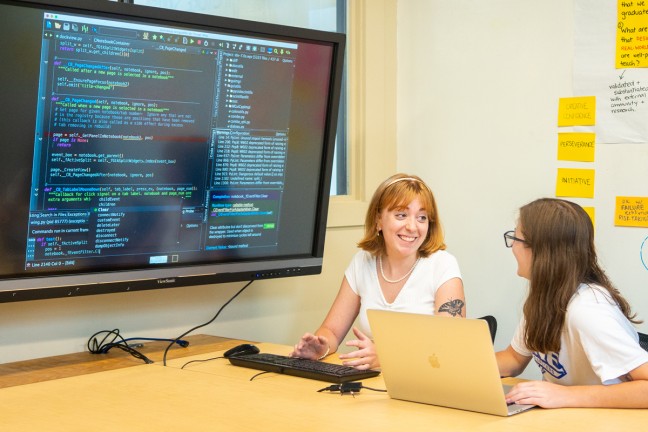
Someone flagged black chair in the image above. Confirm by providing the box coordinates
[639,332,648,353]
[478,315,497,343]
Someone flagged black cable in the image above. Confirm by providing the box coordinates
[358,385,387,392]
[122,337,190,348]
[87,329,122,353]
[162,280,255,366]
[106,343,154,364]
[249,370,272,381]
[180,356,224,369]
[87,329,154,364]
[317,382,387,395]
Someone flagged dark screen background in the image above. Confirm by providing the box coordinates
[0,0,338,282]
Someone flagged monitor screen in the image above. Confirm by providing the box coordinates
[0,0,345,301]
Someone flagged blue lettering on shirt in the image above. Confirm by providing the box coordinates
[532,352,567,379]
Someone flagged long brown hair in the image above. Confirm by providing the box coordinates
[519,198,639,353]
[357,173,445,257]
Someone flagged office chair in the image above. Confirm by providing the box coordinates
[639,332,648,353]
[478,315,497,343]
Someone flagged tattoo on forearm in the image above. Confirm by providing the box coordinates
[438,299,465,316]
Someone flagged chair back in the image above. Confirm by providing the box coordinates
[478,315,497,343]
[639,332,648,353]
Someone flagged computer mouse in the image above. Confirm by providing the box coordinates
[223,343,260,358]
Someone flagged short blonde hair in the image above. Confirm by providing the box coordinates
[357,173,445,257]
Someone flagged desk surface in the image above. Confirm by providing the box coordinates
[0,334,244,389]
[1,340,647,431]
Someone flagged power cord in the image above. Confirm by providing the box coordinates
[317,382,387,396]
[162,280,254,366]
[87,330,190,364]
[122,337,190,348]
[180,356,224,369]
[87,329,151,364]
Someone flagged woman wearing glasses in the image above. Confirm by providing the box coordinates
[290,173,465,370]
[499,198,648,408]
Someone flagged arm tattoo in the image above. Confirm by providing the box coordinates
[438,299,465,317]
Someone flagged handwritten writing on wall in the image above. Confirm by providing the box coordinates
[615,196,648,227]
[557,96,596,126]
[557,132,596,161]
[617,0,648,68]
[555,168,595,198]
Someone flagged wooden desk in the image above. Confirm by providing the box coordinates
[0,334,246,389]
[1,340,647,431]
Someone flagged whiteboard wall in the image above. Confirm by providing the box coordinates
[396,0,648,379]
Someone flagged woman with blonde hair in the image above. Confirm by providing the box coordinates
[498,198,648,408]
[291,173,465,370]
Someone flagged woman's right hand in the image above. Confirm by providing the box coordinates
[289,333,329,360]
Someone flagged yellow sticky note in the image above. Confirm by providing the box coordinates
[556,168,595,198]
[557,132,595,162]
[582,206,595,227]
[558,96,596,127]
[615,196,648,227]
[616,0,648,68]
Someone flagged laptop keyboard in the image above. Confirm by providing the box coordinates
[227,352,380,383]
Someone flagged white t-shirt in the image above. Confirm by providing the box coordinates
[345,249,462,338]
[511,283,648,385]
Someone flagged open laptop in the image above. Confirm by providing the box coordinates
[367,310,535,416]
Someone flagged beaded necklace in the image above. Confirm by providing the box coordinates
[378,256,420,283]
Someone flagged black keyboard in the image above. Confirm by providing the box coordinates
[227,352,380,383]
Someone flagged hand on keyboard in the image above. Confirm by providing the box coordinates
[227,352,380,383]
[290,333,330,360]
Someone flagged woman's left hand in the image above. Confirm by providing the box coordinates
[338,327,379,370]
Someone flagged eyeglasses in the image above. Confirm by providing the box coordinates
[503,230,527,248]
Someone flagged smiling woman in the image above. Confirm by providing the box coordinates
[289,173,466,371]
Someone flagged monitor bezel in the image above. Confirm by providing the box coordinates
[0,0,345,302]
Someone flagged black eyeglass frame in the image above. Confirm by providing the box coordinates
[503,230,527,248]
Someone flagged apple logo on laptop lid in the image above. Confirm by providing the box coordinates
[428,353,441,368]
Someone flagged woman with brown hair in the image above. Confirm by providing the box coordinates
[290,173,465,370]
[498,198,648,408]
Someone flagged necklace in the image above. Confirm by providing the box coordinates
[378,256,420,283]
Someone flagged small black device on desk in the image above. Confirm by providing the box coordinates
[224,343,260,358]
[227,350,381,383]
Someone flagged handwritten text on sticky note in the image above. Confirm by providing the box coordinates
[558,96,596,127]
[557,132,595,162]
[616,0,648,68]
[556,168,595,198]
[615,196,648,227]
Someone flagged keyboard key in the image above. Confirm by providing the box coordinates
[227,352,380,383]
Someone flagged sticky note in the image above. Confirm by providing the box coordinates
[557,132,595,162]
[615,196,648,227]
[558,96,596,127]
[616,0,648,68]
[555,168,595,198]
[582,206,595,227]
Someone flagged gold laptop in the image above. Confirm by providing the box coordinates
[367,310,535,416]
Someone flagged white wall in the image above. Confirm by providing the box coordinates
[396,0,648,380]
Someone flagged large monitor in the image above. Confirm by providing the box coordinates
[0,0,345,302]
